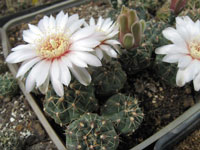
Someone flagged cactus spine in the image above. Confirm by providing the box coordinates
[44,80,98,126]
[0,130,23,150]
[0,73,19,97]
[66,113,119,150]
[91,60,127,96]
[101,93,144,135]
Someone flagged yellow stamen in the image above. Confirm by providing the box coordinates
[190,40,200,59]
[37,34,69,59]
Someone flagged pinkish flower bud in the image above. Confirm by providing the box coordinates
[170,0,187,15]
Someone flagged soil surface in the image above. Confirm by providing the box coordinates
[0,0,58,17]
[1,0,200,150]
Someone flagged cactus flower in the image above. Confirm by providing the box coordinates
[155,16,200,91]
[170,0,187,15]
[88,16,120,60]
[6,11,102,97]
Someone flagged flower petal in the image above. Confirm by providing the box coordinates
[162,54,184,63]
[95,48,103,60]
[72,51,102,67]
[194,73,200,91]
[99,44,118,58]
[70,64,91,86]
[66,53,88,67]
[39,75,50,94]
[162,27,186,47]
[178,55,192,69]
[89,17,95,26]
[50,59,64,96]
[58,60,71,86]
[6,49,36,63]
[16,57,41,78]
[155,44,189,55]
[71,26,95,41]
[176,60,200,86]
[35,60,51,87]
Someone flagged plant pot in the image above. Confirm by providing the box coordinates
[1,0,200,150]
[0,0,68,27]
[154,111,200,150]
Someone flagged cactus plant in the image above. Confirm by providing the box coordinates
[119,19,169,75]
[0,56,8,74]
[156,1,171,22]
[170,0,187,15]
[0,129,24,150]
[65,113,119,150]
[91,60,127,97]
[101,93,143,135]
[153,53,178,87]
[0,73,19,97]
[129,0,165,14]
[43,80,98,126]
[109,0,128,9]
[179,0,200,21]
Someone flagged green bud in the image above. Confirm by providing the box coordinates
[140,19,146,33]
[131,22,142,46]
[128,9,139,31]
[123,33,135,49]
[118,14,128,34]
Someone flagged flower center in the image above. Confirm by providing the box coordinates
[189,40,200,59]
[37,34,70,59]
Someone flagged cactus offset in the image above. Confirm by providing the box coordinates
[0,73,19,97]
[0,130,23,150]
[91,60,127,96]
[118,6,146,49]
[44,80,98,126]
[101,93,143,135]
[66,113,119,150]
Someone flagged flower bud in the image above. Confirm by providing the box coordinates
[170,0,187,15]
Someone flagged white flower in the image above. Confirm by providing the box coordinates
[6,11,102,97]
[88,16,120,60]
[155,16,200,91]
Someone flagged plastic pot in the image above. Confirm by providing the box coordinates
[1,0,200,149]
[0,0,68,27]
[154,111,200,150]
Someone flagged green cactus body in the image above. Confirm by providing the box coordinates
[101,93,143,135]
[119,42,153,75]
[130,0,165,13]
[110,0,128,9]
[153,55,178,86]
[145,19,169,47]
[66,113,119,150]
[180,7,200,21]
[156,1,171,23]
[92,60,127,96]
[119,19,169,75]
[0,130,23,150]
[0,56,8,74]
[44,80,98,126]
[0,73,19,97]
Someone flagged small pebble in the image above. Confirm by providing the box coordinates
[10,117,15,122]
[14,100,19,108]
[4,97,11,103]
